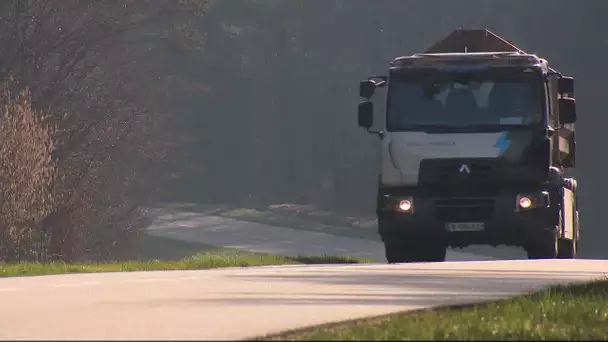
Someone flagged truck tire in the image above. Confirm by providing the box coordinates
[527,209,561,259]
[557,238,576,259]
[384,240,446,263]
[527,231,559,259]
[425,245,447,262]
[384,242,410,263]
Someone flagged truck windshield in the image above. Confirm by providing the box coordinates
[386,70,544,132]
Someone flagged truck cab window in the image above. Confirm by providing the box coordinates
[386,71,544,131]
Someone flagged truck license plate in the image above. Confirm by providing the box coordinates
[446,222,485,232]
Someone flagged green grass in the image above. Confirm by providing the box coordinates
[262,279,608,341]
[0,251,369,278]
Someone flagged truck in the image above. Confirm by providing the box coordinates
[357,29,579,263]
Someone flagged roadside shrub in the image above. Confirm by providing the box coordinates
[0,1,210,261]
[0,86,57,261]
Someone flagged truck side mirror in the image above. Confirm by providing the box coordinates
[358,101,374,129]
[359,80,376,99]
[559,97,577,124]
[558,76,574,96]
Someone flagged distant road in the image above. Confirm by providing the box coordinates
[146,210,525,262]
[0,260,606,340]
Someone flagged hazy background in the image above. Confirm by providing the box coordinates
[161,0,606,258]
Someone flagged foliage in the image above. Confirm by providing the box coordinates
[0,85,56,260]
[179,1,606,256]
[0,0,211,261]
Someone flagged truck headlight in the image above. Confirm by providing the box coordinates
[379,195,415,213]
[519,197,532,209]
[516,192,549,211]
[398,199,413,212]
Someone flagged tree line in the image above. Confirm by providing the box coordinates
[0,0,210,261]
[2,0,607,260]
[174,0,607,257]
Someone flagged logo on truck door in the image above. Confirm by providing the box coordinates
[494,131,512,156]
[459,164,471,174]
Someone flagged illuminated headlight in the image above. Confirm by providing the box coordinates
[398,199,413,212]
[516,192,549,211]
[518,197,532,209]
[380,195,415,213]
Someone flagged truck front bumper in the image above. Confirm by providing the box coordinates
[377,190,558,248]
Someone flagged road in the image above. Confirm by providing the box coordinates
[1,210,605,340]
[0,260,606,340]
[146,210,526,261]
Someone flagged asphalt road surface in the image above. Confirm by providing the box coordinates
[1,260,606,340]
[146,211,527,261]
[1,211,604,340]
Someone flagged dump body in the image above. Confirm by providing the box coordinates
[424,28,526,54]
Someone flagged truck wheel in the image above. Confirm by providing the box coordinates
[385,241,446,263]
[384,242,410,263]
[425,245,447,262]
[528,208,566,260]
[527,231,558,259]
[557,238,576,258]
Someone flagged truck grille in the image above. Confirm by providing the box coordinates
[418,158,505,189]
[436,163,496,180]
[435,198,494,222]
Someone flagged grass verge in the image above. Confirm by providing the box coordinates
[0,251,369,278]
[262,279,608,341]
